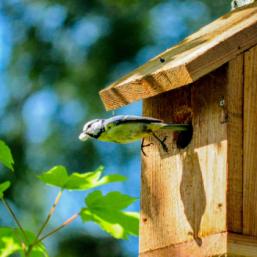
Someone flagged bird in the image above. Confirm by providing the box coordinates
[78,115,190,155]
[231,0,255,10]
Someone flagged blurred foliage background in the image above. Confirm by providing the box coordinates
[0,0,230,256]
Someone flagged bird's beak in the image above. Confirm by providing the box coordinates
[79,132,90,141]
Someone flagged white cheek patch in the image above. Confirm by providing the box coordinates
[91,122,100,131]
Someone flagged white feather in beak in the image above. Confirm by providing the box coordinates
[79,132,90,141]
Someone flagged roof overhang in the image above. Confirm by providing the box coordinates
[99,3,257,110]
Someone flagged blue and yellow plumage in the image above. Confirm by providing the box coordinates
[79,115,190,153]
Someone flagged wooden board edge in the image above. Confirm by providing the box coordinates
[138,232,257,257]
[226,54,244,233]
[139,232,227,257]
[228,233,257,257]
[187,19,257,82]
[99,65,192,111]
[99,4,257,111]
[243,45,257,237]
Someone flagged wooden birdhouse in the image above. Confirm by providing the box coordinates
[99,3,257,257]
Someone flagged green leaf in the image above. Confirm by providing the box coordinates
[38,165,126,191]
[38,166,68,188]
[0,228,20,257]
[0,181,11,199]
[0,141,14,171]
[0,227,49,257]
[86,191,138,210]
[81,191,139,239]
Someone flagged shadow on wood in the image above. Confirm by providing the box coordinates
[180,151,206,246]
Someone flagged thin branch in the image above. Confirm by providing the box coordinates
[27,211,79,257]
[30,212,80,249]
[39,212,79,242]
[14,227,27,256]
[35,190,63,239]
[25,245,33,257]
[1,198,29,244]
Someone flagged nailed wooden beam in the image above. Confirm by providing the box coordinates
[99,3,257,110]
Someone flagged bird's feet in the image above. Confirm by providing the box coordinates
[141,138,153,156]
[152,132,169,153]
[160,136,168,152]
[159,136,168,152]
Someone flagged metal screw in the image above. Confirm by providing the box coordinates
[219,98,225,107]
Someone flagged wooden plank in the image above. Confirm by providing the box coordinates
[243,45,257,236]
[139,232,257,257]
[190,66,227,238]
[227,55,244,233]
[140,232,227,257]
[100,3,257,110]
[139,66,227,256]
[228,233,257,257]
[140,86,193,253]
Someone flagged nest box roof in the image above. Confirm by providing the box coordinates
[99,3,257,111]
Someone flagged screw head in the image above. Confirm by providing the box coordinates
[219,98,225,107]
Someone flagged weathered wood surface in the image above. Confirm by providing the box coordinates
[140,232,227,257]
[228,233,257,257]
[140,67,227,256]
[100,3,257,110]
[139,232,257,257]
[227,55,244,233]
[243,45,257,236]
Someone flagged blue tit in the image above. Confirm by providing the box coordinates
[79,115,190,154]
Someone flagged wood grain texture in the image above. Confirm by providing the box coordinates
[140,86,193,253]
[227,55,244,233]
[138,232,257,257]
[228,233,257,257]
[139,232,227,257]
[140,66,227,256]
[243,45,257,236]
[100,3,257,110]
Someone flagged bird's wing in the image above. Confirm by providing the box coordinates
[104,115,163,127]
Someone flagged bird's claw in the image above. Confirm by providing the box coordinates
[152,132,169,153]
[141,138,153,157]
[160,136,168,152]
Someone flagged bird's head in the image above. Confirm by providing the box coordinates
[79,119,103,141]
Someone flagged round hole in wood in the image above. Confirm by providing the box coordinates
[176,123,193,149]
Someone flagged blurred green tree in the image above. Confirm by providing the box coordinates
[0,0,229,256]
[55,232,128,257]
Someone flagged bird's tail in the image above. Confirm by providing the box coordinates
[148,122,191,131]
[160,123,191,131]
